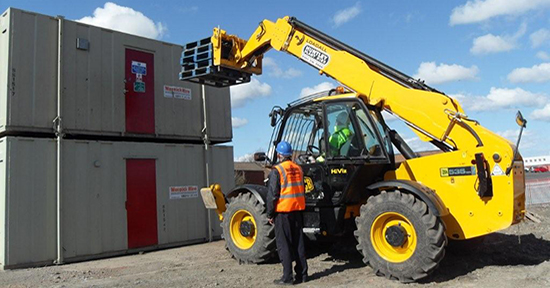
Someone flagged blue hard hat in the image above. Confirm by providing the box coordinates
[276,141,293,156]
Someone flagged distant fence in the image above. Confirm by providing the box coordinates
[526,178,550,205]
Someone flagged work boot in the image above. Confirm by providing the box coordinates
[293,275,308,284]
[273,277,293,286]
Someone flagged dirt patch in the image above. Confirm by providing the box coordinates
[2,205,550,288]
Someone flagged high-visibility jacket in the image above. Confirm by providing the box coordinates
[329,125,352,156]
[273,160,306,212]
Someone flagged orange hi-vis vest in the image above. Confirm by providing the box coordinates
[274,160,306,212]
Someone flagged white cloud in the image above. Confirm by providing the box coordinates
[536,51,550,60]
[470,23,526,55]
[263,57,303,79]
[471,34,515,55]
[508,63,550,83]
[413,62,479,85]
[496,129,535,149]
[450,87,548,111]
[230,78,272,108]
[284,68,302,78]
[333,2,362,27]
[403,136,436,152]
[231,117,249,128]
[235,153,255,162]
[496,129,520,140]
[299,82,336,98]
[531,29,550,48]
[77,2,167,39]
[531,103,550,121]
[450,0,550,26]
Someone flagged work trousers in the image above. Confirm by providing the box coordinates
[274,211,308,282]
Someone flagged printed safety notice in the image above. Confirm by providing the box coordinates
[164,85,192,100]
[169,186,198,199]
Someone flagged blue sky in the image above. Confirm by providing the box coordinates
[4,0,550,159]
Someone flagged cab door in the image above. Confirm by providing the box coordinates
[323,100,392,204]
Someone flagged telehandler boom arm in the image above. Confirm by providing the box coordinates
[181,16,503,153]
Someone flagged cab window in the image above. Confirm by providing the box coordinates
[353,105,384,157]
[369,110,393,156]
[278,104,324,162]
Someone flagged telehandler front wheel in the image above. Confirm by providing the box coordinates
[222,193,277,264]
[354,190,446,283]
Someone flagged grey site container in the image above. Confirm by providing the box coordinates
[0,8,232,143]
[0,136,234,268]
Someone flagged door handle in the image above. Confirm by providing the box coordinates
[123,78,129,95]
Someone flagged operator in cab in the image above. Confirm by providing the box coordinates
[329,111,353,156]
[267,141,308,285]
[316,111,354,163]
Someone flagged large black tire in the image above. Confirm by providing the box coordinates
[222,193,277,264]
[354,190,446,283]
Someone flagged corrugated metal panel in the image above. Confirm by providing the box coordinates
[60,16,206,140]
[154,43,204,139]
[0,10,11,130]
[205,86,233,142]
[1,137,58,267]
[61,140,127,258]
[0,9,6,264]
[0,8,232,143]
[0,138,6,265]
[208,145,235,237]
[62,21,120,135]
[61,140,213,258]
[0,9,57,133]
[155,144,207,245]
[1,136,232,267]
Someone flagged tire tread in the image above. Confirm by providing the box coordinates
[355,190,447,283]
[222,193,276,264]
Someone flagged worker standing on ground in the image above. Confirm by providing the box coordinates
[267,141,308,285]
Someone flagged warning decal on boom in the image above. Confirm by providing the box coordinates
[301,43,330,69]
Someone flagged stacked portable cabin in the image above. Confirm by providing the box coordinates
[0,8,234,268]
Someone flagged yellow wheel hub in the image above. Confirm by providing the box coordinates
[370,212,417,263]
[230,210,257,250]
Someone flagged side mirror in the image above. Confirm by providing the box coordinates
[270,113,277,127]
[515,111,527,128]
[269,107,283,127]
[254,152,267,162]
[506,110,527,175]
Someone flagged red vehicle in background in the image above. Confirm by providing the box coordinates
[533,166,549,173]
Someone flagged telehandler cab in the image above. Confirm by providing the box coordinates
[184,16,526,282]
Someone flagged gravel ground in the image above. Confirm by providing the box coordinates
[1,204,550,288]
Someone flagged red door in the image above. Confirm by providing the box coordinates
[125,49,155,134]
[126,159,158,249]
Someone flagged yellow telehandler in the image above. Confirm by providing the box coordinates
[184,16,526,282]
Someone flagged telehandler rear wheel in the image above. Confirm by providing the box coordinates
[222,193,276,264]
[354,190,446,282]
